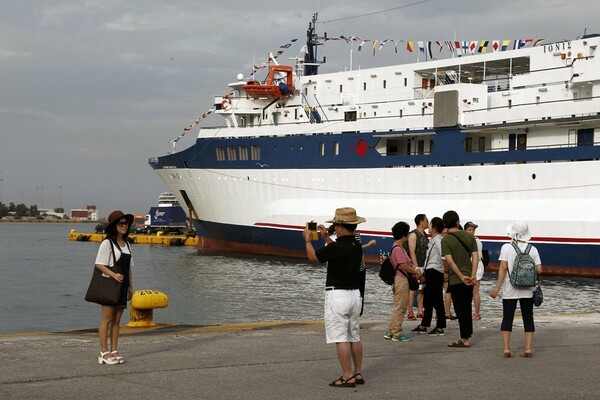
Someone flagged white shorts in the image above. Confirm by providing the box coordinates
[324,289,361,344]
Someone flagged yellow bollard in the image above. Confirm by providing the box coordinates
[127,289,168,327]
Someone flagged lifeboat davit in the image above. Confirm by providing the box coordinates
[243,65,295,99]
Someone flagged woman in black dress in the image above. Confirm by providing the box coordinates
[94,210,134,364]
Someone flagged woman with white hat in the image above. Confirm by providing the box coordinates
[489,221,542,358]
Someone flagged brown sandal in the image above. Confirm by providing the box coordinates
[520,350,533,358]
[329,376,356,388]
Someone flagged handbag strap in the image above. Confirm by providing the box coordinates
[449,232,472,256]
[389,244,400,274]
[392,245,414,278]
[105,238,121,274]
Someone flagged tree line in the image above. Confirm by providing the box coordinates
[0,202,66,219]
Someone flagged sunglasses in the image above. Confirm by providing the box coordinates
[117,220,129,227]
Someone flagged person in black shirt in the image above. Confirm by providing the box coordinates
[304,207,366,388]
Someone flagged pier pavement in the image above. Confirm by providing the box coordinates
[1,314,599,400]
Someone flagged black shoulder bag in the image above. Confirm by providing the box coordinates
[85,239,122,305]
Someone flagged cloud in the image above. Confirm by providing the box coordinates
[0,0,597,215]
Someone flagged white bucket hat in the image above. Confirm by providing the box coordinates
[506,220,532,242]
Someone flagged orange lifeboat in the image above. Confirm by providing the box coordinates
[243,65,295,99]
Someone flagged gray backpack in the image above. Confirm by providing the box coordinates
[509,242,537,287]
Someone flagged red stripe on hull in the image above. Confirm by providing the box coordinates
[254,222,600,245]
[197,237,600,278]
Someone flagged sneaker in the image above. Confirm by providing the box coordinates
[427,327,445,336]
[472,313,481,320]
[391,333,412,342]
[383,331,393,340]
[407,311,416,320]
[411,325,427,334]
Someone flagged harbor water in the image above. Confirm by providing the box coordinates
[0,222,598,335]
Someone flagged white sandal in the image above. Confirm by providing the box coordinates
[98,351,119,365]
[111,351,125,364]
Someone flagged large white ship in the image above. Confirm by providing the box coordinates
[150,15,600,277]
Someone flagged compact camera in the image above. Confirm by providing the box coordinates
[306,221,318,240]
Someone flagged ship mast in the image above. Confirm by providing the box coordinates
[304,13,323,76]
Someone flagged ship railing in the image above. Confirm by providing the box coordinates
[413,88,435,100]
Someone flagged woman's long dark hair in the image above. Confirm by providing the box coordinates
[104,222,130,241]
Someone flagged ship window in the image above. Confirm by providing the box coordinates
[508,99,512,109]
[215,146,226,161]
[417,140,425,155]
[577,128,594,146]
[404,78,407,86]
[344,111,357,122]
[227,146,236,161]
[295,108,298,119]
[238,145,248,161]
[363,82,367,91]
[340,84,343,93]
[478,137,486,152]
[383,80,387,89]
[250,145,261,160]
[319,142,325,156]
[334,141,340,156]
[509,133,527,150]
[400,109,403,118]
[465,137,473,153]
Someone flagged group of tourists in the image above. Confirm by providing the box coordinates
[302,207,543,388]
[87,206,542,388]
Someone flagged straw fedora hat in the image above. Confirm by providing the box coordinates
[326,207,366,224]
[105,210,134,232]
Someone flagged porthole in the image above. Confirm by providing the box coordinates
[468,175,472,181]
[532,173,536,179]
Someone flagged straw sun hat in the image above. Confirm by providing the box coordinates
[325,207,366,224]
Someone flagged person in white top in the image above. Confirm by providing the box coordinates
[412,217,447,336]
[464,222,484,320]
[490,221,542,358]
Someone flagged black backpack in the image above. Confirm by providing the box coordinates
[379,245,399,285]
[482,249,490,269]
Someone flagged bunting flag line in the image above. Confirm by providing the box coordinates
[171,108,216,145]
[406,41,414,52]
[372,40,378,56]
[501,40,511,51]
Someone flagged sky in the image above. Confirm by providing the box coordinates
[0,0,596,217]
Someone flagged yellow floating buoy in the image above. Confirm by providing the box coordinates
[127,289,168,328]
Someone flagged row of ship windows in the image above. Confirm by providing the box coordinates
[215,143,342,161]
[318,77,412,94]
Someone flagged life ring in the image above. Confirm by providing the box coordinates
[221,98,231,110]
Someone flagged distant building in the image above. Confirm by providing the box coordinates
[70,204,98,220]
[39,208,68,219]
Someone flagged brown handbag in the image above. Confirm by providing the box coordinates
[85,239,122,305]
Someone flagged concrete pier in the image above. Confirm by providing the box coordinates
[1,314,598,399]
[69,229,199,246]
